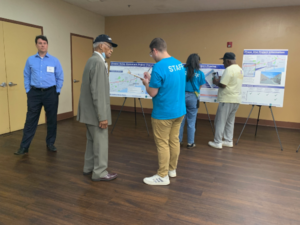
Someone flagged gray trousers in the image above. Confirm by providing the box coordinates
[84,124,109,179]
[214,103,239,144]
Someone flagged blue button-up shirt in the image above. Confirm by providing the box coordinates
[24,52,64,93]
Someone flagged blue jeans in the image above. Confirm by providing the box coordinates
[179,92,198,144]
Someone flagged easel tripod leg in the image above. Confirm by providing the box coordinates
[204,102,214,136]
[111,97,127,134]
[255,106,261,137]
[138,98,150,136]
[269,106,283,151]
[236,105,255,145]
[297,145,300,153]
[134,98,137,126]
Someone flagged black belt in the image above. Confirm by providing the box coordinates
[31,86,55,91]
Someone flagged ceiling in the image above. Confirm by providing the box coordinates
[63,0,300,17]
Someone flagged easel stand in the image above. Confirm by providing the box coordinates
[195,102,215,137]
[111,97,150,136]
[235,105,283,151]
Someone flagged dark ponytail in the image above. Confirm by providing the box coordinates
[184,54,200,82]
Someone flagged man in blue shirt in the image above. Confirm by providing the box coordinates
[142,38,186,185]
[15,35,64,155]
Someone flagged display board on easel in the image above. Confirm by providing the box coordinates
[236,49,289,151]
[109,62,154,99]
[199,50,289,106]
[109,62,154,135]
[109,62,219,136]
[109,51,289,145]
[241,49,288,107]
[199,64,225,103]
[109,50,289,104]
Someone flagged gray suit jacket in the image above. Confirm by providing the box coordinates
[77,53,112,126]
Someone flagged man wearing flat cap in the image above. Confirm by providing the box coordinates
[208,52,244,149]
[77,34,118,181]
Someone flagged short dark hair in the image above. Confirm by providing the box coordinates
[149,38,167,52]
[35,35,48,44]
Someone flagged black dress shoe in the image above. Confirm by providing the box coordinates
[14,148,28,155]
[83,171,92,175]
[92,173,118,182]
[47,145,57,152]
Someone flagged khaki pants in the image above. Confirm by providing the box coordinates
[214,103,239,144]
[151,116,184,177]
[84,124,109,179]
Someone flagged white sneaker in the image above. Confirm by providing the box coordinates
[143,174,170,185]
[222,141,233,147]
[208,141,222,149]
[168,170,176,178]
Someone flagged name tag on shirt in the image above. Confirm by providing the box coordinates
[47,66,55,73]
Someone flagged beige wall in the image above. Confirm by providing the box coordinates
[106,6,300,124]
[0,0,105,114]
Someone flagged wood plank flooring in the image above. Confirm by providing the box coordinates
[1,111,300,225]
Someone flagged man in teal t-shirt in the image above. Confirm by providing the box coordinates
[142,38,186,185]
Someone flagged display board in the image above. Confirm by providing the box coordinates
[199,64,225,103]
[109,62,154,98]
[110,50,288,107]
[241,49,288,107]
[109,62,225,101]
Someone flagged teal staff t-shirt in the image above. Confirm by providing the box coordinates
[185,68,206,93]
[149,57,186,120]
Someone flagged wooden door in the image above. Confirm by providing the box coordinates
[0,22,10,135]
[71,34,93,116]
[3,22,45,132]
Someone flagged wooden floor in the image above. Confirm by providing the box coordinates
[1,111,300,225]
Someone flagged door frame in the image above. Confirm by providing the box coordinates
[0,17,44,135]
[70,33,94,116]
[0,17,43,33]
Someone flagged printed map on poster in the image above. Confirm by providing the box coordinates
[242,49,288,107]
[109,62,225,102]
[109,52,288,107]
[109,62,154,98]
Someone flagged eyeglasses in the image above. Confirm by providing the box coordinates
[149,50,153,57]
[103,43,113,50]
